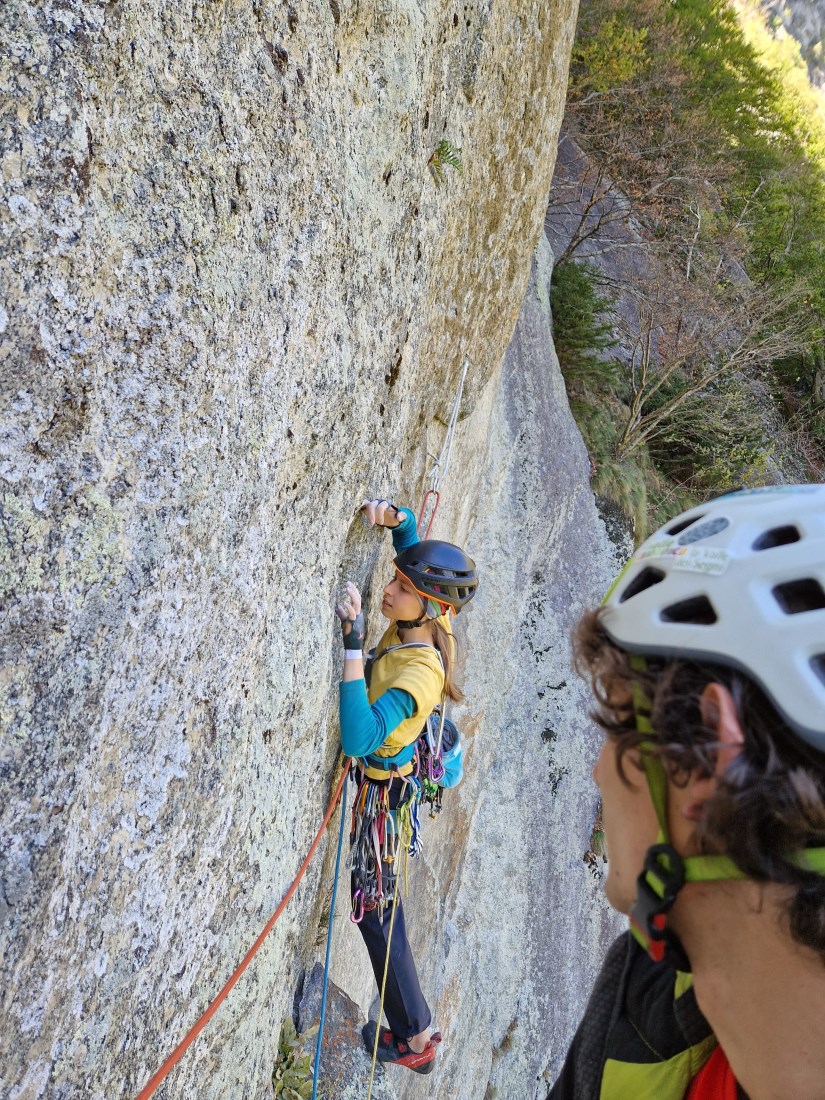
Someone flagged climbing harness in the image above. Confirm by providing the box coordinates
[311,768,350,1100]
[347,766,423,919]
[417,359,468,539]
[134,760,351,1100]
[365,640,464,817]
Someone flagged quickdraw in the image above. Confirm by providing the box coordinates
[416,359,468,540]
[416,706,447,816]
[347,767,423,919]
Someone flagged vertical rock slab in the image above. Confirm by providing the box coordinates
[0,1,580,1098]
[295,964,398,1100]
[326,237,627,1098]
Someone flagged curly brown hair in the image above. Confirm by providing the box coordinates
[574,607,825,963]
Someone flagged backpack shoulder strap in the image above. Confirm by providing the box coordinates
[374,641,444,669]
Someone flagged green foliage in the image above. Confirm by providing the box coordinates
[568,0,825,327]
[559,0,825,533]
[644,470,701,535]
[569,397,649,536]
[645,375,778,494]
[273,1018,318,1100]
[669,0,825,320]
[550,261,619,394]
[571,17,650,92]
[428,140,463,185]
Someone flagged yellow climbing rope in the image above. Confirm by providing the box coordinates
[365,794,415,1100]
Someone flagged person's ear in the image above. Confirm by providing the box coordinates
[676,683,745,827]
[699,682,745,777]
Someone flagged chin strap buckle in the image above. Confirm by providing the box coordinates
[630,843,690,968]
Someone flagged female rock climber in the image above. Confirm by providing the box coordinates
[551,485,825,1099]
[335,497,478,1075]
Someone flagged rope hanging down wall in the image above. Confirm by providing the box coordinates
[134,760,350,1100]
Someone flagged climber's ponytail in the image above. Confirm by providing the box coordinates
[431,617,464,703]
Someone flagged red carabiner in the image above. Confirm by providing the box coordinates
[417,489,440,540]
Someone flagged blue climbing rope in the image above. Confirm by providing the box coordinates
[311,767,350,1100]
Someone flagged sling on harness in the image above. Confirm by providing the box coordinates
[417,708,463,815]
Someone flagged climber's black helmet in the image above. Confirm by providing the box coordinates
[393,540,478,615]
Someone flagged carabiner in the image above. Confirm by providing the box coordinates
[417,488,440,540]
[384,810,397,863]
[351,889,365,924]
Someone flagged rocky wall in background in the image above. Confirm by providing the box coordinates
[323,233,626,1100]
[0,1,629,1097]
[759,0,825,86]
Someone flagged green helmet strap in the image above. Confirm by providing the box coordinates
[627,655,825,968]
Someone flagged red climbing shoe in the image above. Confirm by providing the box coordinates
[361,1022,440,1074]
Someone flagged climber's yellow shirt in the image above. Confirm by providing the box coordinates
[364,615,451,779]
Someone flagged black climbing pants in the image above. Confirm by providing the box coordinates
[355,892,431,1039]
[352,777,431,1040]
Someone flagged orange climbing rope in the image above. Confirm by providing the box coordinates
[134,759,351,1100]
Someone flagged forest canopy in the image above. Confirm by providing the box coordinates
[550,0,825,535]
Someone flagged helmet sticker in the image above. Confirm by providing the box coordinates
[671,547,730,576]
[636,538,731,576]
[635,538,677,561]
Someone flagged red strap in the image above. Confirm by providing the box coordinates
[686,1045,739,1100]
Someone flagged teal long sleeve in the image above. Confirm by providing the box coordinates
[339,680,416,758]
[337,505,419,759]
[391,507,420,552]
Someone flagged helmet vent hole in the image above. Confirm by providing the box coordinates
[619,567,666,603]
[773,579,825,615]
[752,525,800,551]
[666,515,704,536]
[810,655,825,687]
[660,596,718,625]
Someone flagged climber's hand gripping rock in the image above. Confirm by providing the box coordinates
[360,498,402,528]
[336,580,365,651]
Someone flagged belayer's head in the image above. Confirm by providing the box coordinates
[576,485,825,968]
[385,540,478,627]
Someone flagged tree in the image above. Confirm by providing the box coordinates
[613,275,811,460]
[550,260,618,393]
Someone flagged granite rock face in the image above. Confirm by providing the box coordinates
[0,2,628,1098]
[325,234,625,1100]
[295,964,398,1100]
[758,0,825,85]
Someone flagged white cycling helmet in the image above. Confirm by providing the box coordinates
[603,484,825,750]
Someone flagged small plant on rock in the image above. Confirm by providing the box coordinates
[428,140,463,185]
[273,1017,317,1100]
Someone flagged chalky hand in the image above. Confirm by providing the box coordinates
[336,581,365,650]
[361,498,402,528]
